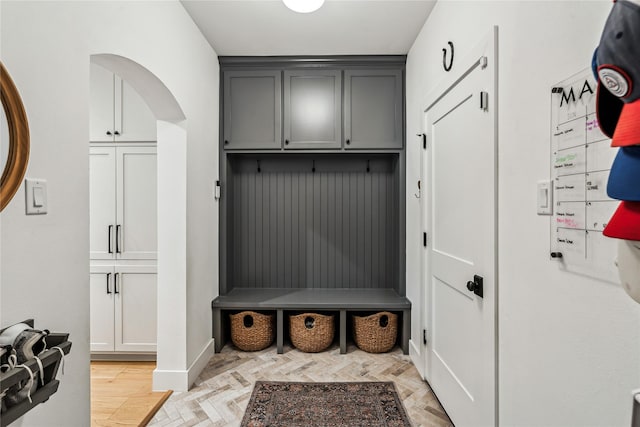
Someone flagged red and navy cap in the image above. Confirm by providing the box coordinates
[596,0,640,146]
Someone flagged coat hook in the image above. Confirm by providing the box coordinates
[414,179,421,199]
[366,160,370,173]
[257,159,261,173]
[312,160,316,173]
[443,41,454,72]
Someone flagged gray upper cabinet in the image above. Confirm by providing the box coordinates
[284,70,342,149]
[344,69,403,149]
[223,70,282,149]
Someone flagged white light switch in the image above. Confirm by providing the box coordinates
[25,178,47,215]
[537,180,552,215]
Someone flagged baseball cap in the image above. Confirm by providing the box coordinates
[596,0,640,146]
[603,201,640,241]
[607,146,640,201]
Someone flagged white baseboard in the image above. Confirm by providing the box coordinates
[409,339,425,379]
[187,338,215,388]
[153,339,215,392]
[153,369,188,392]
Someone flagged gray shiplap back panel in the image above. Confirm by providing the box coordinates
[228,154,399,292]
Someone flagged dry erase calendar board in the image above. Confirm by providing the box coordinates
[550,68,619,283]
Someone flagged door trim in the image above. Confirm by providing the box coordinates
[420,26,499,426]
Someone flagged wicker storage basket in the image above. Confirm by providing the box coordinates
[289,313,335,353]
[352,311,398,353]
[229,311,275,351]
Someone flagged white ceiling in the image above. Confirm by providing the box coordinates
[180,0,437,56]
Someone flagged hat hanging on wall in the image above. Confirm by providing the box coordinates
[595,0,640,146]
[603,201,640,241]
[607,145,640,201]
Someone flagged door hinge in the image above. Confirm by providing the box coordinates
[480,91,489,112]
[423,329,428,345]
[214,180,221,200]
[423,232,427,247]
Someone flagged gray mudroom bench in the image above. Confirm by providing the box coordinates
[213,56,410,355]
[212,288,411,354]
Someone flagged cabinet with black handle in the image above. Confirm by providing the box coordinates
[90,265,157,353]
[89,144,157,261]
[90,62,157,143]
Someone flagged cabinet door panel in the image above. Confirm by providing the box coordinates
[115,268,157,352]
[90,267,115,352]
[344,70,403,149]
[90,62,115,142]
[115,77,157,142]
[224,71,282,149]
[90,147,116,260]
[284,70,341,149]
[116,146,157,260]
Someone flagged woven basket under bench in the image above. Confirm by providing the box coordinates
[289,313,335,353]
[352,311,398,353]
[229,311,275,351]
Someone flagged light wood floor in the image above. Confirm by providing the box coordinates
[150,343,453,427]
[91,361,172,427]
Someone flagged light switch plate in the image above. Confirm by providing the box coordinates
[25,178,47,215]
[537,179,553,215]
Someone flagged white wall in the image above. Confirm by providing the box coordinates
[406,1,640,426]
[0,1,218,425]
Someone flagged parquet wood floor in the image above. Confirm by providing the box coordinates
[91,361,172,426]
[149,344,452,427]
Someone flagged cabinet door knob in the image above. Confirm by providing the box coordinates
[114,130,120,136]
[106,131,112,136]
[285,139,289,145]
[346,139,351,145]
[224,140,229,145]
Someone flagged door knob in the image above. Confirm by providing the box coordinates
[466,274,484,298]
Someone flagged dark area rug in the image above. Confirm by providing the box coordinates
[241,381,412,427]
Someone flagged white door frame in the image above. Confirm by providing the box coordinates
[419,26,499,425]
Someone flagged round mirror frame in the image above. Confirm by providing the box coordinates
[0,62,30,212]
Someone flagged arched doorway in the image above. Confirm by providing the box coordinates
[89,53,188,391]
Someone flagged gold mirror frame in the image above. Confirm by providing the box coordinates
[0,62,30,212]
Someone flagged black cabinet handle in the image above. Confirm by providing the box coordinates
[106,131,112,136]
[108,225,113,254]
[106,273,112,294]
[346,139,351,145]
[285,139,289,145]
[224,140,229,145]
[116,225,121,254]
[114,130,120,136]
[114,273,119,294]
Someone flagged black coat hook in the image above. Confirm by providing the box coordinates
[443,41,454,72]
[257,159,261,173]
[312,160,316,173]
[366,160,370,173]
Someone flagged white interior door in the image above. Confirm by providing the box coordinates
[89,146,116,260]
[116,146,157,260]
[422,28,497,427]
[114,265,158,352]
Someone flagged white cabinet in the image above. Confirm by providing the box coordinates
[90,145,157,261]
[90,62,157,142]
[90,265,157,353]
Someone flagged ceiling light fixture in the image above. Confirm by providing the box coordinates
[283,0,325,13]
